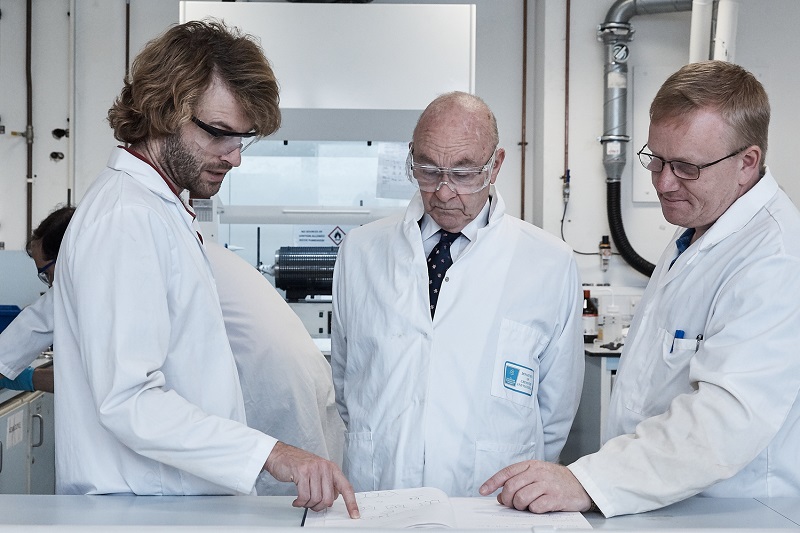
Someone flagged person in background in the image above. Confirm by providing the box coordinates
[52,20,357,516]
[481,61,800,516]
[1,205,344,498]
[331,91,584,496]
[0,206,75,394]
[206,241,345,496]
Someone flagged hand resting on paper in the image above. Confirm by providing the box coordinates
[479,460,593,513]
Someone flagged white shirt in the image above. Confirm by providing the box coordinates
[569,170,800,517]
[332,188,584,496]
[53,147,275,495]
[420,200,491,260]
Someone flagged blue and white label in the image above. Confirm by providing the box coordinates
[503,361,534,396]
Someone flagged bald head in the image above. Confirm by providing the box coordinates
[413,91,499,149]
[410,91,505,233]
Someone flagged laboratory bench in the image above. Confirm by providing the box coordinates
[0,356,55,495]
[0,495,798,531]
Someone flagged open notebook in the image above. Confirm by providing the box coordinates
[304,487,592,529]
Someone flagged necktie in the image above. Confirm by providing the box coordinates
[427,230,461,318]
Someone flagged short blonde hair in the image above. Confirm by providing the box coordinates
[651,61,769,176]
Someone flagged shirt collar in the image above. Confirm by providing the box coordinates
[419,197,492,242]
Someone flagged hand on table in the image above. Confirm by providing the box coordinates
[264,441,360,518]
[479,460,593,513]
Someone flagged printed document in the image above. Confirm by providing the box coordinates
[304,487,592,529]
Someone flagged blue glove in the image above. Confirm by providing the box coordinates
[0,367,35,391]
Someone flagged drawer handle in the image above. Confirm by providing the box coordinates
[32,414,44,448]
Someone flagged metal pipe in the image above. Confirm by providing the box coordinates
[26,0,34,239]
[563,0,571,192]
[712,0,738,61]
[68,0,77,204]
[519,0,528,220]
[689,0,713,62]
[597,0,692,277]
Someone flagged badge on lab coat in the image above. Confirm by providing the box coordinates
[490,319,544,408]
[503,362,534,396]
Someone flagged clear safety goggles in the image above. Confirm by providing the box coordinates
[191,116,258,156]
[406,147,496,195]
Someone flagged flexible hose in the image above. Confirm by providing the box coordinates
[606,181,655,276]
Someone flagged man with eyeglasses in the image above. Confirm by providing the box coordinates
[52,20,358,517]
[331,91,584,496]
[0,206,74,394]
[481,61,800,516]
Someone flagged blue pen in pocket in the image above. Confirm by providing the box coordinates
[670,329,685,353]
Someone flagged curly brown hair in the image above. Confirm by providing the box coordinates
[108,19,281,144]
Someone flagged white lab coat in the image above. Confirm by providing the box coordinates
[53,147,275,495]
[569,170,800,517]
[0,289,53,378]
[206,242,345,496]
[332,189,584,496]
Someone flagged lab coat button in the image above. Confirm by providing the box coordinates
[444,276,449,282]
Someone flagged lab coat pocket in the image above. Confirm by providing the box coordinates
[624,327,697,416]
[342,431,375,492]
[474,440,536,493]
[490,319,545,409]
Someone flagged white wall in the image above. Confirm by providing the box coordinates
[533,0,800,288]
[1,0,799,303]
[0,0,71,251]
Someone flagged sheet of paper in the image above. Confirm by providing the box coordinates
[304,487,457,528]
[450,497,593,529]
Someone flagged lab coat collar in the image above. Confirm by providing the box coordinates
[418,196,492,243]
[106,146,199,229]
[688,169,778,255]
[659,169,779,281]
[107,146,195,215]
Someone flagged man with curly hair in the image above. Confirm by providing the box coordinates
[53,20,357,517]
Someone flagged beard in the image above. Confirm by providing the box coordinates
[160,133,232,199]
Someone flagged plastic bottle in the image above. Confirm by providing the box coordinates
[602,303,623,344]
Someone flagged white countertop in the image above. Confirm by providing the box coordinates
[0,494,303,531]
[585,496,799,529]
[0,495,797,531]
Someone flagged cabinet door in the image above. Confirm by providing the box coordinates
[28,392,55,494]
[0,399,30,494]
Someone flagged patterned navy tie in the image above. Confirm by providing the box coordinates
[427,230,461,318]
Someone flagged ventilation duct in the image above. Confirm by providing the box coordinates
[598,0,695,277]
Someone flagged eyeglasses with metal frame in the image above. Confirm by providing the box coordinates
[191,116,259,156]
[37,259,56,286]
[637,144,748,181]
[406,146,497,195]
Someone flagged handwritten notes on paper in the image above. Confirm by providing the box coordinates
[304,487,592,529]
